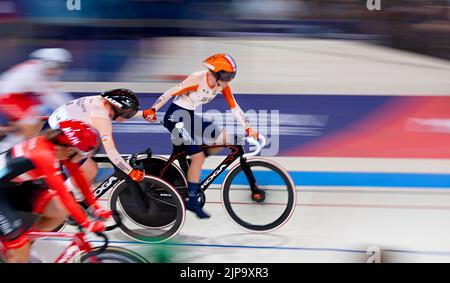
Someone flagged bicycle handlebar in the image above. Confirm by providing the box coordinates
[81,212,123,258]
[128,149,152,169]
[243,135,266,158]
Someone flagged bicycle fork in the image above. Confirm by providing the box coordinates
[240,157,258,192]
[240,157,266,203]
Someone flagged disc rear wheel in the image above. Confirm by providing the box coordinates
[110,176,186,243]
[79,247,149,263]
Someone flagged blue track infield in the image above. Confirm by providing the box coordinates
[96,168,450,189]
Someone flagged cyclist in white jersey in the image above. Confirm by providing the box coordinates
[48,89,146,198]
[0,48,73,152]
[143,53,259,219]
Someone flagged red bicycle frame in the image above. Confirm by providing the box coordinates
[1,230,101,263]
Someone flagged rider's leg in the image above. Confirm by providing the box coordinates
[81,158,100,184]
[64,158,98,202]
[5,183,66,234]
[33,196,69,232]
[163,104,210,218]
[205,130,233,156]
[0,187,31,263]
[185,150,210,219]
[3,238,31,263]
[187,151,206,183]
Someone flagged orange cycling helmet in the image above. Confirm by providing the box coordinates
[203,53,237,82]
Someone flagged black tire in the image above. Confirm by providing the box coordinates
[221,158,296,232]
[109,176,186,243]
[142,156,188,200]
[79,246,149,263]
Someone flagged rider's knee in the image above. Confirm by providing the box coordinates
[83,158,98,169]
[190,151,206,164]
[81,158,98,182]
[1,232,30,263]
[41,196,69,220]
[6,243,31,263]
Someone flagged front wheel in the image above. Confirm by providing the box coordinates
[78,247,149,263]
[221,158,296,233]
[109,175,186,243]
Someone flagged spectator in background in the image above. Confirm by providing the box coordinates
[232,0,310,20]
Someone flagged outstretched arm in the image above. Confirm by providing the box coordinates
[222,86,258,138]
[91,116,134,174]
[143,75,199,121]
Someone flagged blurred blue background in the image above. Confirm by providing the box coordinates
[0,0,448,81]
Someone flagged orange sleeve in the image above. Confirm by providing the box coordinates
[221,85,237,109]
[222,86,250,129]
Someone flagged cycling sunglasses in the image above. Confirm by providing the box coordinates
[216,71,236,82]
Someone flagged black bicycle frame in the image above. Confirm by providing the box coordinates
[91,156,148,212]
[160,141,260,193]
[91,140,261,207]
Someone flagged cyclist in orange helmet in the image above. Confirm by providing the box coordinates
[143,53,258,219]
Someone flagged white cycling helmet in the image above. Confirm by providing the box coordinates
[29,48,72,69]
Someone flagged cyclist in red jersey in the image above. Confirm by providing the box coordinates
[0,120,112,263]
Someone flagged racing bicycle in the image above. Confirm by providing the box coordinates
[0,213,148,263]
[112,122,296,242]
[92,153,186,243]
[59,152,187,244]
